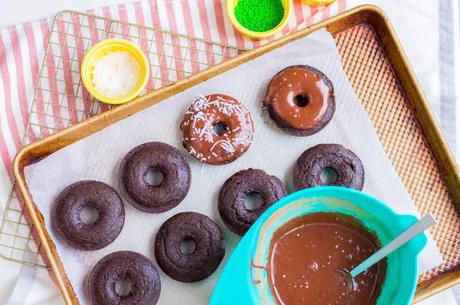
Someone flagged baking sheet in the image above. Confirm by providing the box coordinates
[24,29,442,304]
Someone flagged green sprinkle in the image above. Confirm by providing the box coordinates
[234,0,285,33]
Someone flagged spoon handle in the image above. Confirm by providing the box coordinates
[350,214,436,278]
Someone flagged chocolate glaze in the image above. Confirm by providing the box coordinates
[264,65,335,136]
[181,94,254,165]
[267,213,386,305]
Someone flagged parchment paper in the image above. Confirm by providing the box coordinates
[24,29,442,305]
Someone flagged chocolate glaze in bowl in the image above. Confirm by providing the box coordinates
[266,212,386,305]
[210,187,427,305]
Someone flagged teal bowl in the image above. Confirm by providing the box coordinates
[210,186,427,305]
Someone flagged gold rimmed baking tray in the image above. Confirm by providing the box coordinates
[12,5,460,305]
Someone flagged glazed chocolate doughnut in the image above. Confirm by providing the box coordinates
[218,169,287,235]
[154,212,225,282]
[88,251,161,305]
[53,180,124,251]
[293,144,364,190]
[119,142,191,213]
[263,65,335,136]
[181,94,254,165]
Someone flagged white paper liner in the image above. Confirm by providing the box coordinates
[24,29,442,304]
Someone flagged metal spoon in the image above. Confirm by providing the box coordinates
[340,214,436,291]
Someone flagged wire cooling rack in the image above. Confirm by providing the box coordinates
[0,10,244,267]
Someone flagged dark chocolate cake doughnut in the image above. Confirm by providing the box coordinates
[53,180,124,251]
[293,144,365,190]
[88,251,161,305]
[218,168,287,235]
[154,212,225,282]
[119,142,191,213]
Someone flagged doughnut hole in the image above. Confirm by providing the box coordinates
[145,168,164,187]
[320,167,339,185]
[244,192,263,211]
[80,205,100,225]
[294,94,310,107]
[213,121,228,136]
[115,276,133,297]
[180,238,196,255]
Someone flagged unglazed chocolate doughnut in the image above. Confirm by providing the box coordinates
[88,251,161,305]
[263,65,335,136]
[293,144,365,190]
[154,212,225,282]
[218,169,287,235]
[119,142,191,213]
[181,94,254,165]
[53,180,124,251]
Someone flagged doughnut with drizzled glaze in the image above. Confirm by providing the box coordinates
[181,94,254,165]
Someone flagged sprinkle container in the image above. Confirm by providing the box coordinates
[226,0,292,39]
[81,38,149,105]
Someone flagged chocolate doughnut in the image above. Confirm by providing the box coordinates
[88,251,161,305]
[53,180,124,251]
[154,212,225,282]
[218,169,287,235]
[181,94,254,165]
[293,144,365,190]
[263,65,335,136]
[119,142,191,213]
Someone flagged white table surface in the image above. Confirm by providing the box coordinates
[0,1,459,305]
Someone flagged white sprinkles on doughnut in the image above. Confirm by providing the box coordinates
[181,94,254,165]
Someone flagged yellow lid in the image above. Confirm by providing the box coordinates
[226,0,292,40]
[301,0,337,6]
[81,38,150,105]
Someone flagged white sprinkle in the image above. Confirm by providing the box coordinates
[91,51,141,98]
